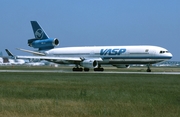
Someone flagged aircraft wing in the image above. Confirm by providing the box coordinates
[17,48,103,62]
[16,56,82,61]
[16,55,103,62]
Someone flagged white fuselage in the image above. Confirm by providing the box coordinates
[43,45,172,65]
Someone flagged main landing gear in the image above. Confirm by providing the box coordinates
[72,67,83,71]
[94,68,104,71]
[72,65,90,71]
[146,64,151,72]
[72,64,83,71]
[72,65,104,72]
[72,67,104,72]
[94,64,104,71]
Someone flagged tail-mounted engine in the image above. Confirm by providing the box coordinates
[28,38,59,50]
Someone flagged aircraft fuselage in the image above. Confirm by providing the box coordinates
[44,45,172,65]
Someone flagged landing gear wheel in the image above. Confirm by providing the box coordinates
[72,68,83,71]
[94,68,104,71]
[147,69,151,72]
[146,64,152,72]
[84,68,90,72]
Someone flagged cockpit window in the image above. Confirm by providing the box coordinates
[160,51,169,54]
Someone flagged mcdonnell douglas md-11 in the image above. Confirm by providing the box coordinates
[16,21,172,72]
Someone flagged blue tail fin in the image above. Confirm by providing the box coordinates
[31,21,49,39]
[28,21,59,50]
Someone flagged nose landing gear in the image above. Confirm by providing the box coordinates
[146,64,151,72]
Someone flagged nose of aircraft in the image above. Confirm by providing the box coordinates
[168,52,173,59]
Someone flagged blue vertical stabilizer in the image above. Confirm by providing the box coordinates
[28,21,59,50]
[31,21,49,39]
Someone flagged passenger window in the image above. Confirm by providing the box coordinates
[145,49,149,52]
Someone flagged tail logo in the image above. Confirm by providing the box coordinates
[35,29,44,39]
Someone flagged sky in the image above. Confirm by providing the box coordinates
[0,0,180,60]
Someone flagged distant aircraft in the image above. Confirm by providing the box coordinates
[0,57,5,64]
[17,21,172,72]
[5,49,47,66]
[5,49,25,65]
[25,62,45,66]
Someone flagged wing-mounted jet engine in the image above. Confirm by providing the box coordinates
[80,59,98,68]
[28,21,59,50]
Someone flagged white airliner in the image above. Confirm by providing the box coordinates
[16,21,172,72]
